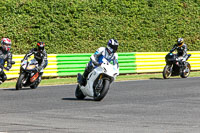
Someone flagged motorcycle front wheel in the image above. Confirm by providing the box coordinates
[94,79,110,101]
[16,73,25,90]
[180,62,191,78]
[163,65,172,79]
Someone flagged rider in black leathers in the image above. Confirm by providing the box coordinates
[170,38,189,66]
[0,38,14,83]
[22,42,48,81]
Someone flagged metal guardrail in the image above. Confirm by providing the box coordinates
[5,51,200,79]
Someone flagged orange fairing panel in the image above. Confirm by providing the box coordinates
[30,72,39,82]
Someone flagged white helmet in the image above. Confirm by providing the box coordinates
[1,38,11,51]
[107,39,119,53]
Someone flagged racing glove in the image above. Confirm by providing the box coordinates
[4,67,10,71]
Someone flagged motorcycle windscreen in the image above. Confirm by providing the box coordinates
[98,55,113,65]
[27,65,36,70]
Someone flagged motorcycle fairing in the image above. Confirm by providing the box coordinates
[30,72,39,82]
[80,67,103,97]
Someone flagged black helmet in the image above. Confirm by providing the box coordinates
[177,38,184,46]
[37,42,45,52]
[107,39,119,53]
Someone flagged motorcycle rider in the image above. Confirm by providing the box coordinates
[170,38,189,66]
[22,42,48,82]
[0,38,14,84]
[79,39,119,86]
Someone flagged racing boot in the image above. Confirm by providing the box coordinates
[78,66,92,86]
[77,72,87,86]
[0,70,7,83]
[77,73,83,85]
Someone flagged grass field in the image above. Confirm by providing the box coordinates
[1,71,200,89]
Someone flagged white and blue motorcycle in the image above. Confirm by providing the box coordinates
[76,58,119,101]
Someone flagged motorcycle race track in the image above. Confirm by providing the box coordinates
[0,77,200,133]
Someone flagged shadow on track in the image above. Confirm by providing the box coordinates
[2,87,34,91]
[150,78,182,80]
[149,78,164,80]
[62,97,94,101]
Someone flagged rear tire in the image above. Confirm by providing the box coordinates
[16,73,25,90]
[163,65,172,79]
[94,79,110,101]
[180,62,191,78]
[75,85,86,100]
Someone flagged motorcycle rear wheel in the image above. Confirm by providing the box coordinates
[94,79,110,101]
[163,65,172,79]
[16,73,25,90]
[180,62,191,78]
[75,85,86,100]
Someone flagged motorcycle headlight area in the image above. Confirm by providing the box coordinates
[27,65,36,70]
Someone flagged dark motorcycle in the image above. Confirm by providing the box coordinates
[163,53,191,79]
[16,59,41,90]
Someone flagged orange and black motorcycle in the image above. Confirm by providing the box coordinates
[16,59,41,90]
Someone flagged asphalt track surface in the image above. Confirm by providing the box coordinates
[0,77,200,133]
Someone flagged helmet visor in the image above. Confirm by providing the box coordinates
[38,46,44,52]
[3,44,11,51]
[178,42,183,46]
[110,45,118,53]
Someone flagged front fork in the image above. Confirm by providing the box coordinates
[96,74,103,90]
[20,69,28,85]
[22,73,29,84]
[179,62,185,73]
[168,64,173,73]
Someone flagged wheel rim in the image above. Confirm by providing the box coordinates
[165,66,172,78]
[22,78,26,84]
[94,79,103,97]
[183,64,190,77]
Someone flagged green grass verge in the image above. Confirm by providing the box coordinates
[1,71,200,89]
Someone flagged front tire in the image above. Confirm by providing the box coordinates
[16,73,25,90]
[94,79,110,101]
[163,65,172,79]
[180,62,191,78]
[75,85,86,100]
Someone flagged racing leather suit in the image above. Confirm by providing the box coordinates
[23,48,48,77]
[81,47,119,85]
[170,43,188,64]
[0,47,13,82]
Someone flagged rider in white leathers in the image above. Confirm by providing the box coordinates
[80,39,119,86]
